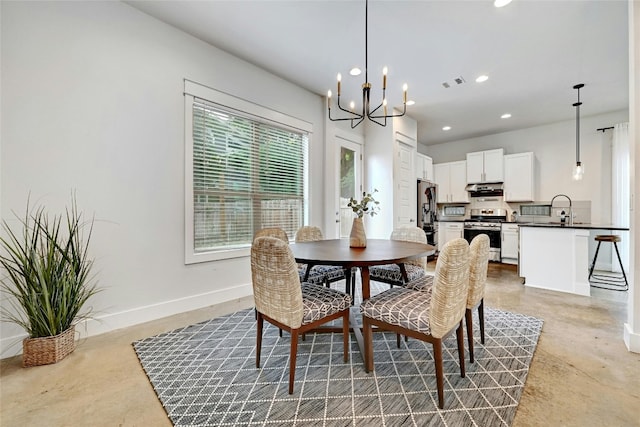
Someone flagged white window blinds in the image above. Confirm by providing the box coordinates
[190,99,308,257]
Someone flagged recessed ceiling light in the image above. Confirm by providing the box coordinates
[349,67,361,76]
[406,100,415,106]
[494,0,512,7]
[442,126,451,131]
[475,75,489,83]
[501,113,512,119]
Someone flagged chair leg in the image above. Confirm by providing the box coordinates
[465,308,475,363]
[342,310,350,362]
[396,334,401,348]
[363,317,374,373]
[256,313,264,368]
[351,269,356,302]
[588,241,602,280]
[456,320,466,378]
[344,268,351,300]
[478,299,485,344]
[433,339,445,409]
[613,242,629,289]
[289,331,299,395]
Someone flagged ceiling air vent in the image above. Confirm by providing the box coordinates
[442,76,466,88]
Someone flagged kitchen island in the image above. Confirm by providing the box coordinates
[519,223,629,296]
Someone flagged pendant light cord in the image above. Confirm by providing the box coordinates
[573,83,584,164]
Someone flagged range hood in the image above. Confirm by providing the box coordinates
[466,183,504,197]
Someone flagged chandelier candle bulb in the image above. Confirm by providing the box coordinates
[337,73,342,95]
[327,90,332,108]
[383,66,387,89]
[403,84,408,103]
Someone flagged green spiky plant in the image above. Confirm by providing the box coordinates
[0,196,99,338]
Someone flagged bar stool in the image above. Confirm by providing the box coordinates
[588,235,628,291]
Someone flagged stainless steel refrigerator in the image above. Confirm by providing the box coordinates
[417,180,437,246]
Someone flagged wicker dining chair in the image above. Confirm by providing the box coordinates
[464,234,490,363]
[368,225,429,288]
[253,227,289,243]
[251,236,352,394]
[360,238,470,409]
[295,226,352,291]
[406,234,490,363]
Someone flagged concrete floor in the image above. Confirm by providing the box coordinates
[1,263,639,426]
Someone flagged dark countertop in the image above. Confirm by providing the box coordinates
[517,223,629,231]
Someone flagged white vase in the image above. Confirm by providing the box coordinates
[350,217,367,248]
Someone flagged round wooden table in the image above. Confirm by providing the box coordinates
[291,238,435,300]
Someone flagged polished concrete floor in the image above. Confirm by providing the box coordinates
[1,262,638,426]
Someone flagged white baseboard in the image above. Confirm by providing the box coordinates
[0,283,252,359]
[624,322,640,353]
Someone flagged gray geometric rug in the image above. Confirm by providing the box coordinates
[133,303,543,426]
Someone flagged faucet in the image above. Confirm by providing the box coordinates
[550,194,573,225]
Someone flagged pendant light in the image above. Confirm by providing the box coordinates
[572,83,584,181]
[327,0,408,128]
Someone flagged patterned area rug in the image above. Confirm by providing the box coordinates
[133,292,543,427]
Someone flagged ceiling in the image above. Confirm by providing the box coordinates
[126,0,629,146]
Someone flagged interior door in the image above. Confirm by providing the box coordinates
[394,137,416,229]
[336,136,362,238]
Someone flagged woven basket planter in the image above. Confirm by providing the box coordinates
[22,325,76,367]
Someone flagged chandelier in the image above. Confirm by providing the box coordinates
[327,0,408,128]
[572,83,584,181]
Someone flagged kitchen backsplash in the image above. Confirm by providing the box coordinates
[453,198,592,223]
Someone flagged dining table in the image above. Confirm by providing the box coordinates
[290,238,436,359]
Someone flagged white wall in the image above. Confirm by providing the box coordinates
[626,0,640,353]
[423,110,629,224]
[0,1,325,357]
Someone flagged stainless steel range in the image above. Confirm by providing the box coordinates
[464,208,506,262]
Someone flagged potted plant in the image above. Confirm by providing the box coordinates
[347,189,380,248]
[0,196,99,367]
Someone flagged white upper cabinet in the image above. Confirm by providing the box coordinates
[434,160,469,203]
[504,152,535,201]
[466,148,504,183]
[415,152,434,181]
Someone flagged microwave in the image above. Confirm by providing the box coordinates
[441,205,466,218]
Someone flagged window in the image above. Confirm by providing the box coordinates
[184,81,311,263]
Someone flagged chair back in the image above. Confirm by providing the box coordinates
[429,238,470,338]
[390,225,428,269]
[467,234,490,309]
[251,236,304,329]
[295,225,323,242]
[254,227,289,243]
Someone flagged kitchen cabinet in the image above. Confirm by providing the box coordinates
[434,161,469,203]
[520,225,591,296]
[504,152,535,201]
[501,223,519,264]
[438,222,464,251]
[466,148,504,183]
[415,153,434,181]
